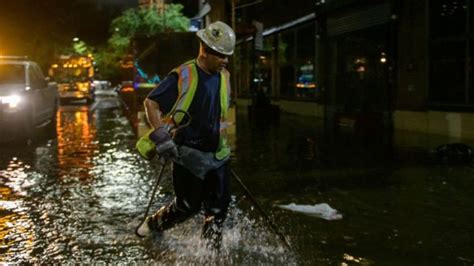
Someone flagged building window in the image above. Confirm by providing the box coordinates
[279,23,316,100]
[430,0,467,38]
[471,40,474,100]
[295,25,317,98]
[430,41,466,103]
[235,42,253,97]
[332,25,390,112]
[252,37,273,104]
[429,0,471,105]
[279,30,296,98]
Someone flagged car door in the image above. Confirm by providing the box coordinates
[28,64,51,124]
[26,64,43,125]
[32,64,56,120]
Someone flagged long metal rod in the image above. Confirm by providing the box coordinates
[231,169,292,250]
[135,110,191,237]
[135,162,167,237]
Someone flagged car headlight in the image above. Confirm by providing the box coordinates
[0,95,22,108]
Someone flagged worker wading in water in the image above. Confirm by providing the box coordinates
[136,21,236,250]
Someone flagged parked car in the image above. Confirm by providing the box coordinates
[0,56,59,142]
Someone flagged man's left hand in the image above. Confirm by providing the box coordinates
[149,126,178,160]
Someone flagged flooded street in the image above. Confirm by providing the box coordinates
[0,96,293,264]
[233,112,474,265]
[1,95,474,264]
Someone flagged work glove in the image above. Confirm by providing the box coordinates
[149,126,178,161]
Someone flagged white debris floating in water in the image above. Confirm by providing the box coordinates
[278,203,343,220]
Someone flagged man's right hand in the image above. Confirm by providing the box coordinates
[149,126,178,160]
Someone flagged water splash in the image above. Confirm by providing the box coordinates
[137,205,297,265]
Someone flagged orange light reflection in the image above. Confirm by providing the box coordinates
[56,106,97,182]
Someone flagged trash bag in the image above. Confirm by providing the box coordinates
[277,203,343,220]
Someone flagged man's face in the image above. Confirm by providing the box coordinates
[203,48,229,73]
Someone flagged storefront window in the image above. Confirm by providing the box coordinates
[296,25,314,61]
[333,25,390,112]
[295,61,316,97]
[471,1,474,33]
[252,37,273,105]
[429,0,471,105]
[470,40,474,103]
[429,41,466,103]
[279,31,296,98]
[429,0,467,38]
[295,24,316,98]
[279,23,316,100]
[236,42,253,97]
[280,31,295,65]
[236,22,317,101]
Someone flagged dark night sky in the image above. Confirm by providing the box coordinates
[0,0,137,57]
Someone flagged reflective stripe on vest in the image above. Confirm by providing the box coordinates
[165,60,198,124]
[166,60,231,160]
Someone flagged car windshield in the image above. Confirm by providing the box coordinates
[0,64,25,84]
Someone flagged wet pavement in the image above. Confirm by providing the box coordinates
[1,94,474,264]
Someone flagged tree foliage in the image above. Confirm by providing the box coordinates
[95,4,190,81]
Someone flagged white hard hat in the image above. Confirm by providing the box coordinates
[197,21,236,56]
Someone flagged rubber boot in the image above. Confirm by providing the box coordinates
[148,205,171,231]
[136,205,170,237]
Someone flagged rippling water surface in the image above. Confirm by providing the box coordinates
[1,97,474,264]
[0,99,295,264]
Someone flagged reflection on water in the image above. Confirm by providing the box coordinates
[233,111,474,265]
[0,201,34,262]
[0,159,34,262]
[0,101,295,264]
[57,106,98,182]
[0,100,473,264]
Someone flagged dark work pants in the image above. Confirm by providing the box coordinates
[152,161,231,247]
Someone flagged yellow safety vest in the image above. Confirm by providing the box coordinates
[164,60,231,160]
